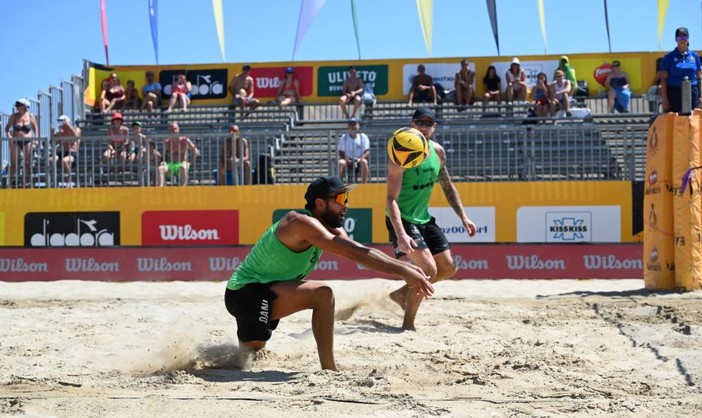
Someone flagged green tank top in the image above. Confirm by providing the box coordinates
[395,141,440,224]
[226,211,322,290]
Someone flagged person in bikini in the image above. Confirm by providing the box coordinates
[276,67,301,108]
[99,73,126,113]
[4,98,39,188]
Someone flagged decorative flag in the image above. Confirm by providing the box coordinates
[537,0,547,53]
[416,0,433,57]
[148,0,158,64]
[212,0,226,62]
[100,0,109,65]
[486,0,500,56]
[292,0,328,60]
[658,0,670,50]
[351,0,361,59]
[603,0,612,53]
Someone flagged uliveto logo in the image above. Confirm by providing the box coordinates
[142,210,239,246]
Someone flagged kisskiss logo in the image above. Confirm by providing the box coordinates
[24,212,120,247]
[141,210,239,246]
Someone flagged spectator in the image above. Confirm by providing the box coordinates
[123,80,140,110]
[550,70,572,116]
[531,72,553,117]
[130,121,147,164]
[660,27,702,113]
[339,66,364,119]
[505,57,527,103]
[103,112,130,166]
[228,64,260,114]
[606,60,632,113]
[277,67,301,108]
[482,65,502,106]
[337,118,370,184]
[99,73,125,113]
[554,56,577,96]
[218,124,252,186]
[4,98,39,188]
[51,115,81,186]
[141,71,162,112]
[158,122,200,186]
[454,59,475,107]
[166,73,192,112]
[646,58,664,112]
[136,124,161,186]
[408,64,437,106]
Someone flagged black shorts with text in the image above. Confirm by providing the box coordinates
[224,283,279,342]
[385,216,450,259]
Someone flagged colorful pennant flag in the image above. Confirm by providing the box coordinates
[537,0,547,53]
[486,0,500,56]
[658,0,670,50]
[148,0,158,64]
[292,0,328,60]
[100,0,109,65]
[603,0,612,53]
[416,0,433,57]
[213,0,226,62]
[351,0,361,59]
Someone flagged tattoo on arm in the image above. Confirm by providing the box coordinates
[438,166,463,216]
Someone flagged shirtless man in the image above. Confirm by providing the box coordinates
[158,122,200,186]
[339,66,364,119]
[51,115,81,186]
[228,64,259,114]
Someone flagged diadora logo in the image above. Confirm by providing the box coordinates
[24,212,120,247]
[142,210,239,246]
[160,69,228,100]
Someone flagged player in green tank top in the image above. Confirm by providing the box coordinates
[225,176,434,371]
[386,108,478,331]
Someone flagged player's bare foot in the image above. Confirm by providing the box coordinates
[389,286,408,311]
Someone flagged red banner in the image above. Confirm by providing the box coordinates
[249,66,313,98]
[0,244,642,282]
[141,210,239,246]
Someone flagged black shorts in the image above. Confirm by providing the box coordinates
[224,284,279,342]
[385,216,450,259]
[666,85,700,113]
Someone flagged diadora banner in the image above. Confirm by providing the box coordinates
[86,51,665,106]
[0,244,642,282]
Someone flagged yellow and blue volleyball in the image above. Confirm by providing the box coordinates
[387,127,428,168]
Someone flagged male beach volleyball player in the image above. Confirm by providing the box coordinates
[225,176,434,371]
[386,108,477,331]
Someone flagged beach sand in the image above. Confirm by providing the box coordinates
[1,278,701,417]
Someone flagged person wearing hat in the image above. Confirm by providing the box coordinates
[104,112,130,167]
[50,115,81,186]
[339,66,365,119]
[550,69,572,115]
[505,57,527,103]
[5,98,39,187]
[277,66,301,108]
[386,108,477,331]
[554,56,577,97]
[337,117,370,183]
[228,64,260,114]
[224,175,434,370]
[408,64,437,106]
[605,60,631,113]
[141,70,162,112]
[660,27,702,113]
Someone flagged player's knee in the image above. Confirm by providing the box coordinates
[313,284,335,307]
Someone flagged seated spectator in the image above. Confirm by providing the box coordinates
[554,56,577,96]
[482,65,502,106]
[454,59,475,106]
[339,66,364,119]
[531,72,553,117]
[218,124,252,186]
[103,112,131,166]
[505,58,527,103]
[408,64,437,105]
[139,134,162,186]
[99,73,125,113]
[123,80,141,110]
[337,118,370,183]
[129,121,147,164]
[228,64,260,114]
[158,122,200,186]
[606,60,631,113]
[166,73,192,112]
[141,71,162,112]
[550,70,572,115]
[277,67,301,108]
[646,57,664,112]
[51,115,81,187]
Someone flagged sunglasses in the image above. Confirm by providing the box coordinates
[414,119,435,127]
[677,36,689,42]
[330,191,349,206]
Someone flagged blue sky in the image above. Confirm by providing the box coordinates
[0,0,700,116]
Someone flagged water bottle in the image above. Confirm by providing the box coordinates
[682,76,692,114]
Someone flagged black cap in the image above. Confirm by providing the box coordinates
[304,176,357,206]
[412,107,437,122]
[243,64,251,71]
[676,27,689,38]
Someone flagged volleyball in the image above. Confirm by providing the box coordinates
[387,127,428,168]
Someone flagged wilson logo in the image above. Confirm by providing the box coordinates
[0,258,48,273]
[65,258,119,272]
[453,255,489,270]
[160,225,220,241]
[506,255,566,270]
[209,257,242,271]
[582,255,642,270]
[137,257,192,272]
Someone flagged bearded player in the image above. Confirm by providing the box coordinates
[386,108,477,331]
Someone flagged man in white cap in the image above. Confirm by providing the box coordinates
[51,115,81,186]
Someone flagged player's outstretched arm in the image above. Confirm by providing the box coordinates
[434,143,477,237]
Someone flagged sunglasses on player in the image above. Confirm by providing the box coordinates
[330,191,349,205]
[413,119,435,127]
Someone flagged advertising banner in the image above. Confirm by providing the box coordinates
[24,211,121,247]
[0,244,642,282]
[141,210,239,246]
[516,206,621,243]
[402,62,469,94]
[273,208,372,243]
[429,207,496,243]
[317,65,389,97]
